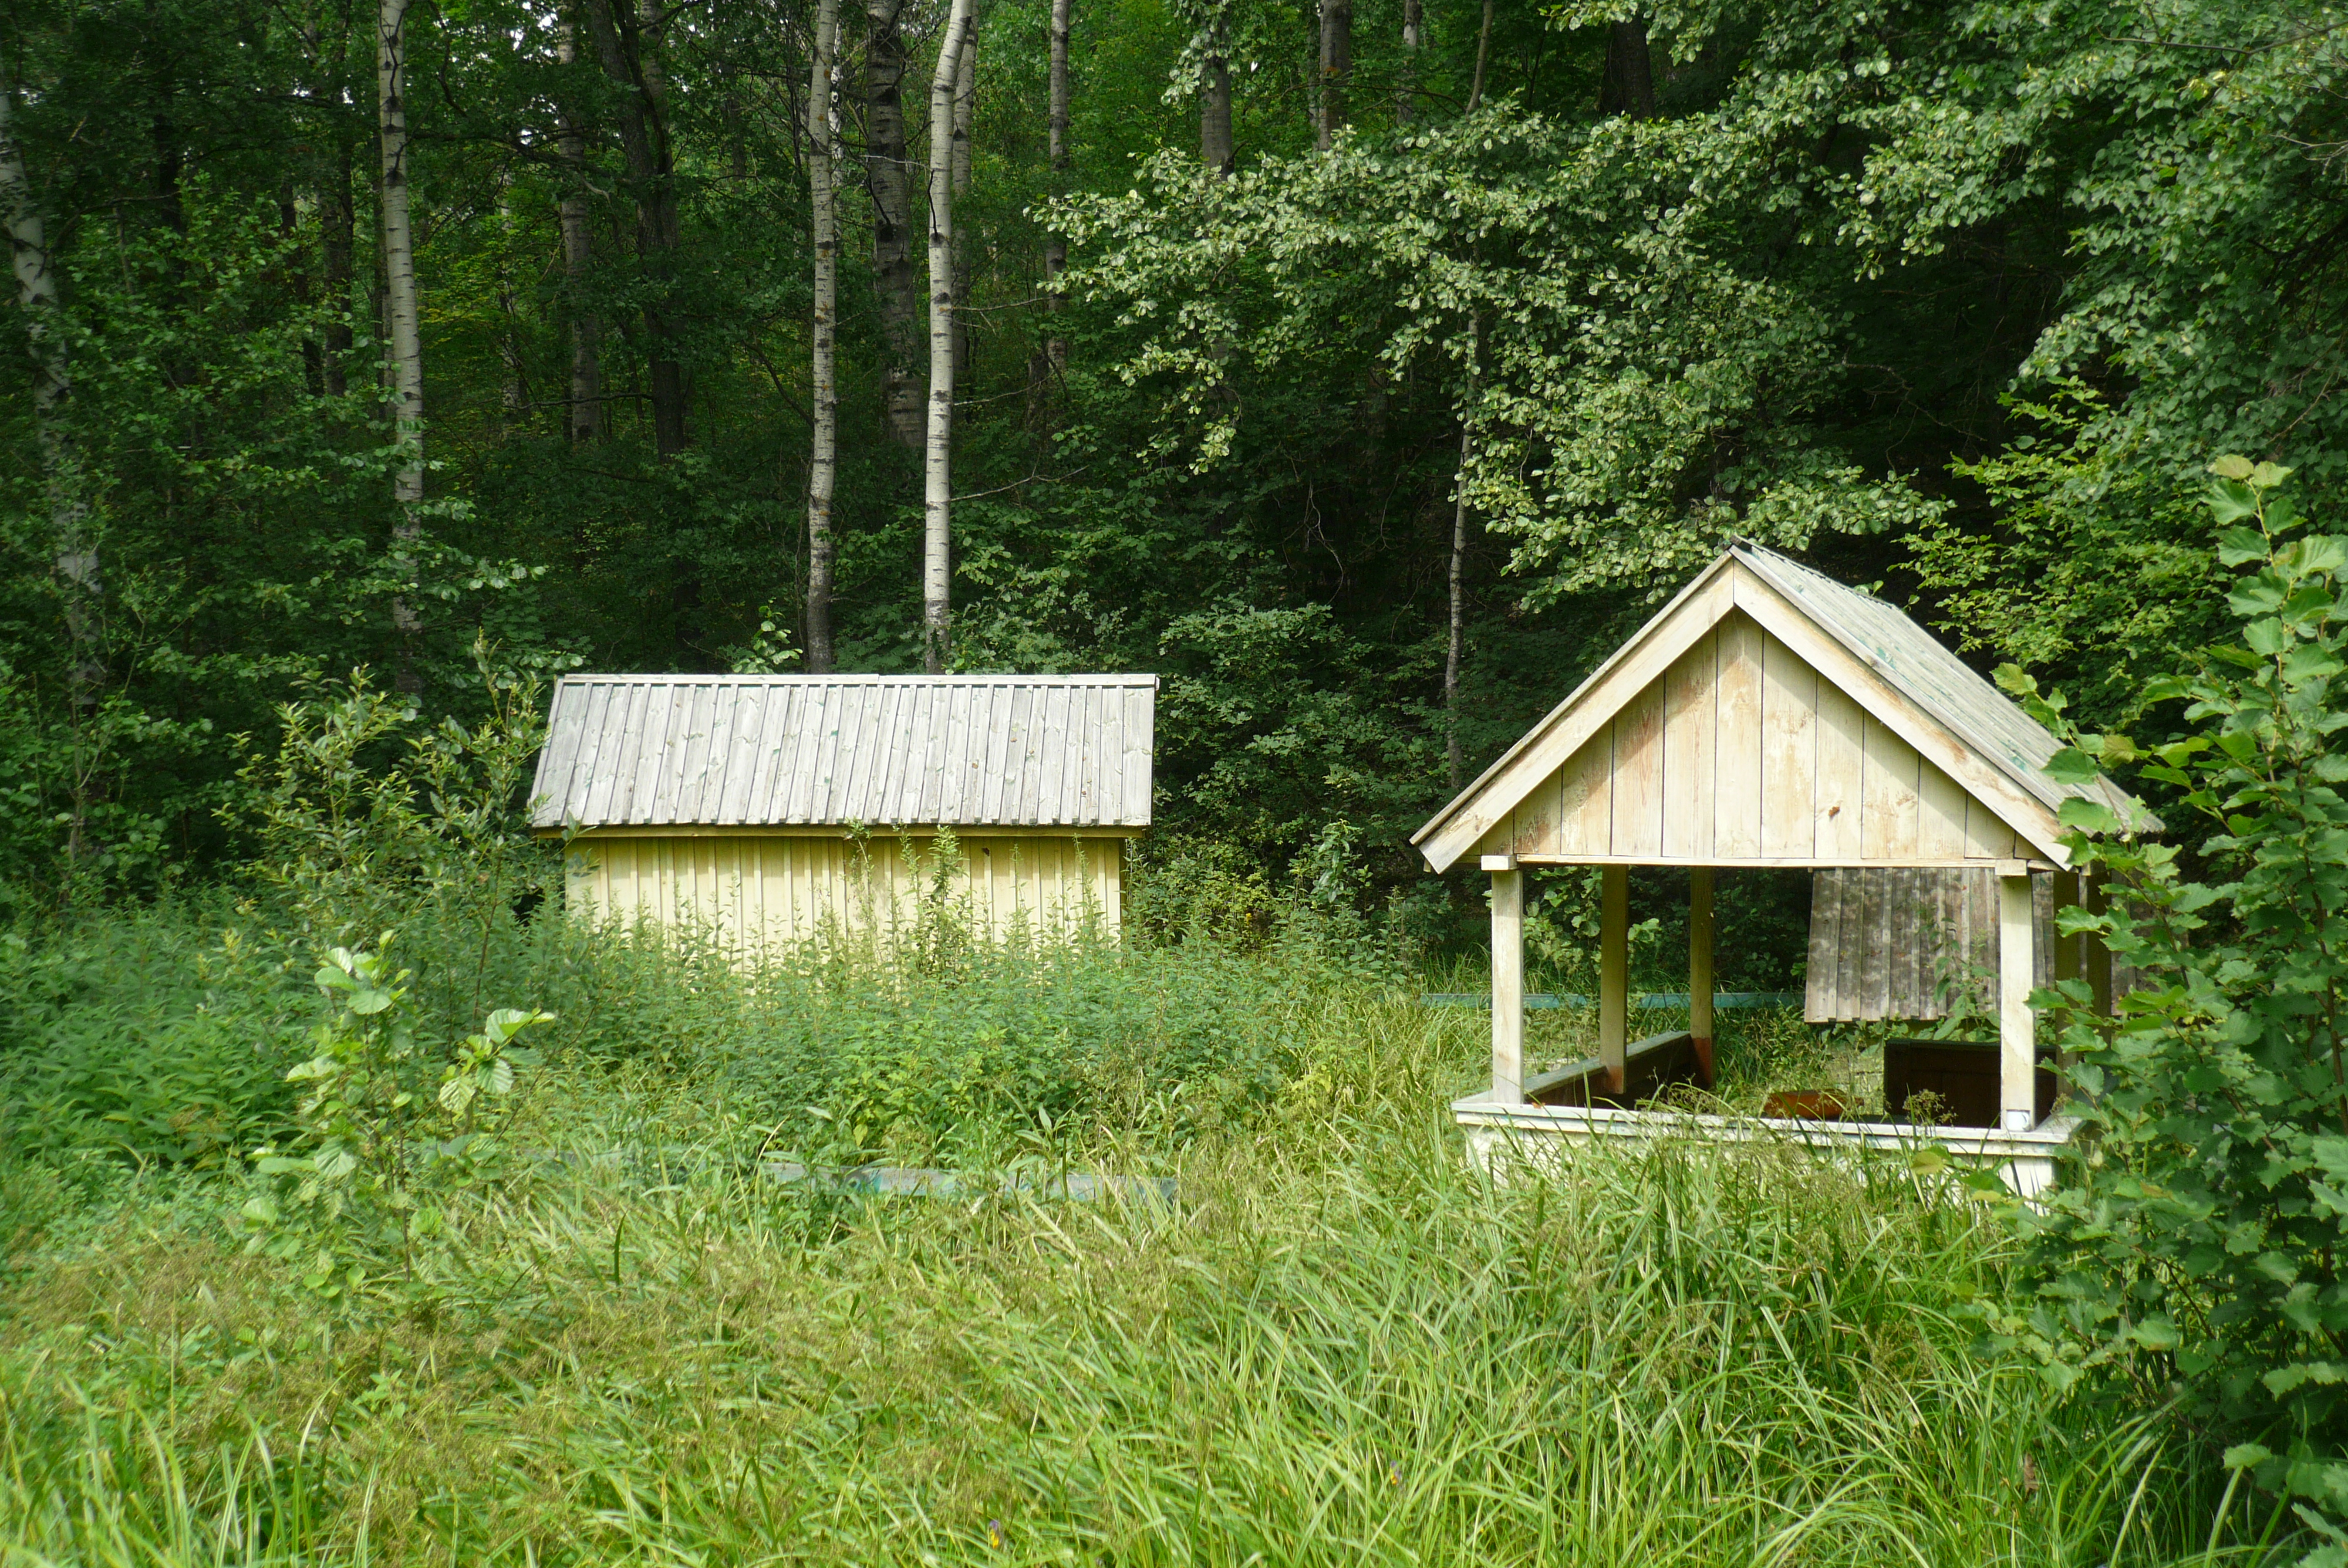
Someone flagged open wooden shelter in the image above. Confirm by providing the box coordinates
[532,673,1156,954]
[1414,543,2156,1185]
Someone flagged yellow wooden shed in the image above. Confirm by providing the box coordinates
[1415,543,2157,1191]
[531,673,1156,955]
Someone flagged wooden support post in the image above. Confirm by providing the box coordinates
[1998,869,2036,1131]
[1486,854,1524,1103]
[2086,873,2114,1017]
[1689,866,1715,1088]
[1600,864,1629,1098]
[2051,868,2080,1109]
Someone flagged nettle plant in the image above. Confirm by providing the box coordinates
[1993,459,2348,1554]
[239,943,551,1299]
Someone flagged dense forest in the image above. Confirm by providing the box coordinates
[1,0,2341,900]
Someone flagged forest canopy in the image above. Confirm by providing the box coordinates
[0,0,2340,898]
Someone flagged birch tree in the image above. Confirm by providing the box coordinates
[1043,0,1070,369]
[378,0,427,691]
[1396,0,1419,124]
[922,0,977,673]
[558,12,603,443]
[1,56,105,863]
[805,0,841,673]
[867,0,922,449]
[950,23,977,387]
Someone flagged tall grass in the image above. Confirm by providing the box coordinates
[0,903,2291,1564]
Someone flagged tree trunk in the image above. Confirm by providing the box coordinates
[379,0,426,692]
[1397,0,1421,124]
[1469,0,1494,113]
[2,60,106,866]
[805,0,840,674]
[558,15,603,442]
[1316,0,1350,150]
[922,0,976,674]
[866,0,922,449]
[1043,0,1070,370]
[583,0,689,459]
[1445,322,1480,790]
[1200,6,1233,178]
[322,137,354,398]
[950,26,976,388]
[1598,19,1655,117]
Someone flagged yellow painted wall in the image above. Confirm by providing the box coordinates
[562,832,1124,956]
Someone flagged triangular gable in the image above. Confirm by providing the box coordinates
[1414,549,2153,874]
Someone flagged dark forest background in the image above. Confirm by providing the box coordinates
[1,0,2340,921]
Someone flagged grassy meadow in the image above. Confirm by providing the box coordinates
[0,892,2289,1566]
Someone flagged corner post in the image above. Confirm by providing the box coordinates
[1485,853,1524,1103]
[1998,866,2036,1131]
[1689,866,1715,1088]
[1600,864,1629,1098]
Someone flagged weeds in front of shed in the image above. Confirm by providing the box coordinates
[0,893,2292,1564]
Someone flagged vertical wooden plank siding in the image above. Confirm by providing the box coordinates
[564,833,1125,953]
[1814,679,1866,860]
[1759,632,1818,857]
[1556,729,1610,857]
[1611,684,1668,857]
[1713,613,1765,858]
[1662,633,1716,859]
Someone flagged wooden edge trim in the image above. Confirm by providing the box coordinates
[1729,573,2073,868]
[1418,566,1738,873]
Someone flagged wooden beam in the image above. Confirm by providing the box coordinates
[1689,866,1715,1087]
[2086,874,2113,1017]
[1490,864,1525,1103]
[1999,871,2036,1130]
[1600,865,1630,1096]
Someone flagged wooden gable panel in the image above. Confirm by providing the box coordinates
[1470,608,2048,867]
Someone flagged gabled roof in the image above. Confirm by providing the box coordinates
[1412,543,2155,873]
[531,673,1156,832]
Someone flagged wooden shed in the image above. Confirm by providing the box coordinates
[531,673,1156,954]
[1415,543,2157,1191]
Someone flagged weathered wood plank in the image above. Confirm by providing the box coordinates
[1611,682,1668,857]
[1760,631,1819,857]
[1859,717,1922,860]
[1662,633,1716,859]
[1815,677,1866,861]
[1715,613,1766,858]
[1916,757,1968,860]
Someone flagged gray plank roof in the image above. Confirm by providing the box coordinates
[531,674,1157,831]
[1732,543,2158,832]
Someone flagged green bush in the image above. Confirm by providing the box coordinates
[1998,458,2348,1555]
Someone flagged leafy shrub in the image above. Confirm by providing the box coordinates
[1995,458,2348,1551]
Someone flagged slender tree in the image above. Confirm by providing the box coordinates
[805,0,841,673]
[1397,0,1421,124]
[1043,0,1071,369]
[922,0,977,672]
[951,23,977,387]
[378,0,427,691]
[1201,2,1233,177]
[1316,0,1351,149]
[867,0,923,448]
[1469,0,1493,114]
[558,12,603,442]
[1,56,105,865]
[1445,320,1479,790]
[583,0,689,458]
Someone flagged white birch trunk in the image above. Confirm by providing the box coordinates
[2,60,105,864]
[379,0,427,690]
[805,0,840,675]
[1044,0,1070,370]
[921,0,976,674]
[1397,0,1421,124]
[1200,5,1233,178]
[950,26,976,388]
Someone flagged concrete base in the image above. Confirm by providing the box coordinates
[1452,1095,2081,1198]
